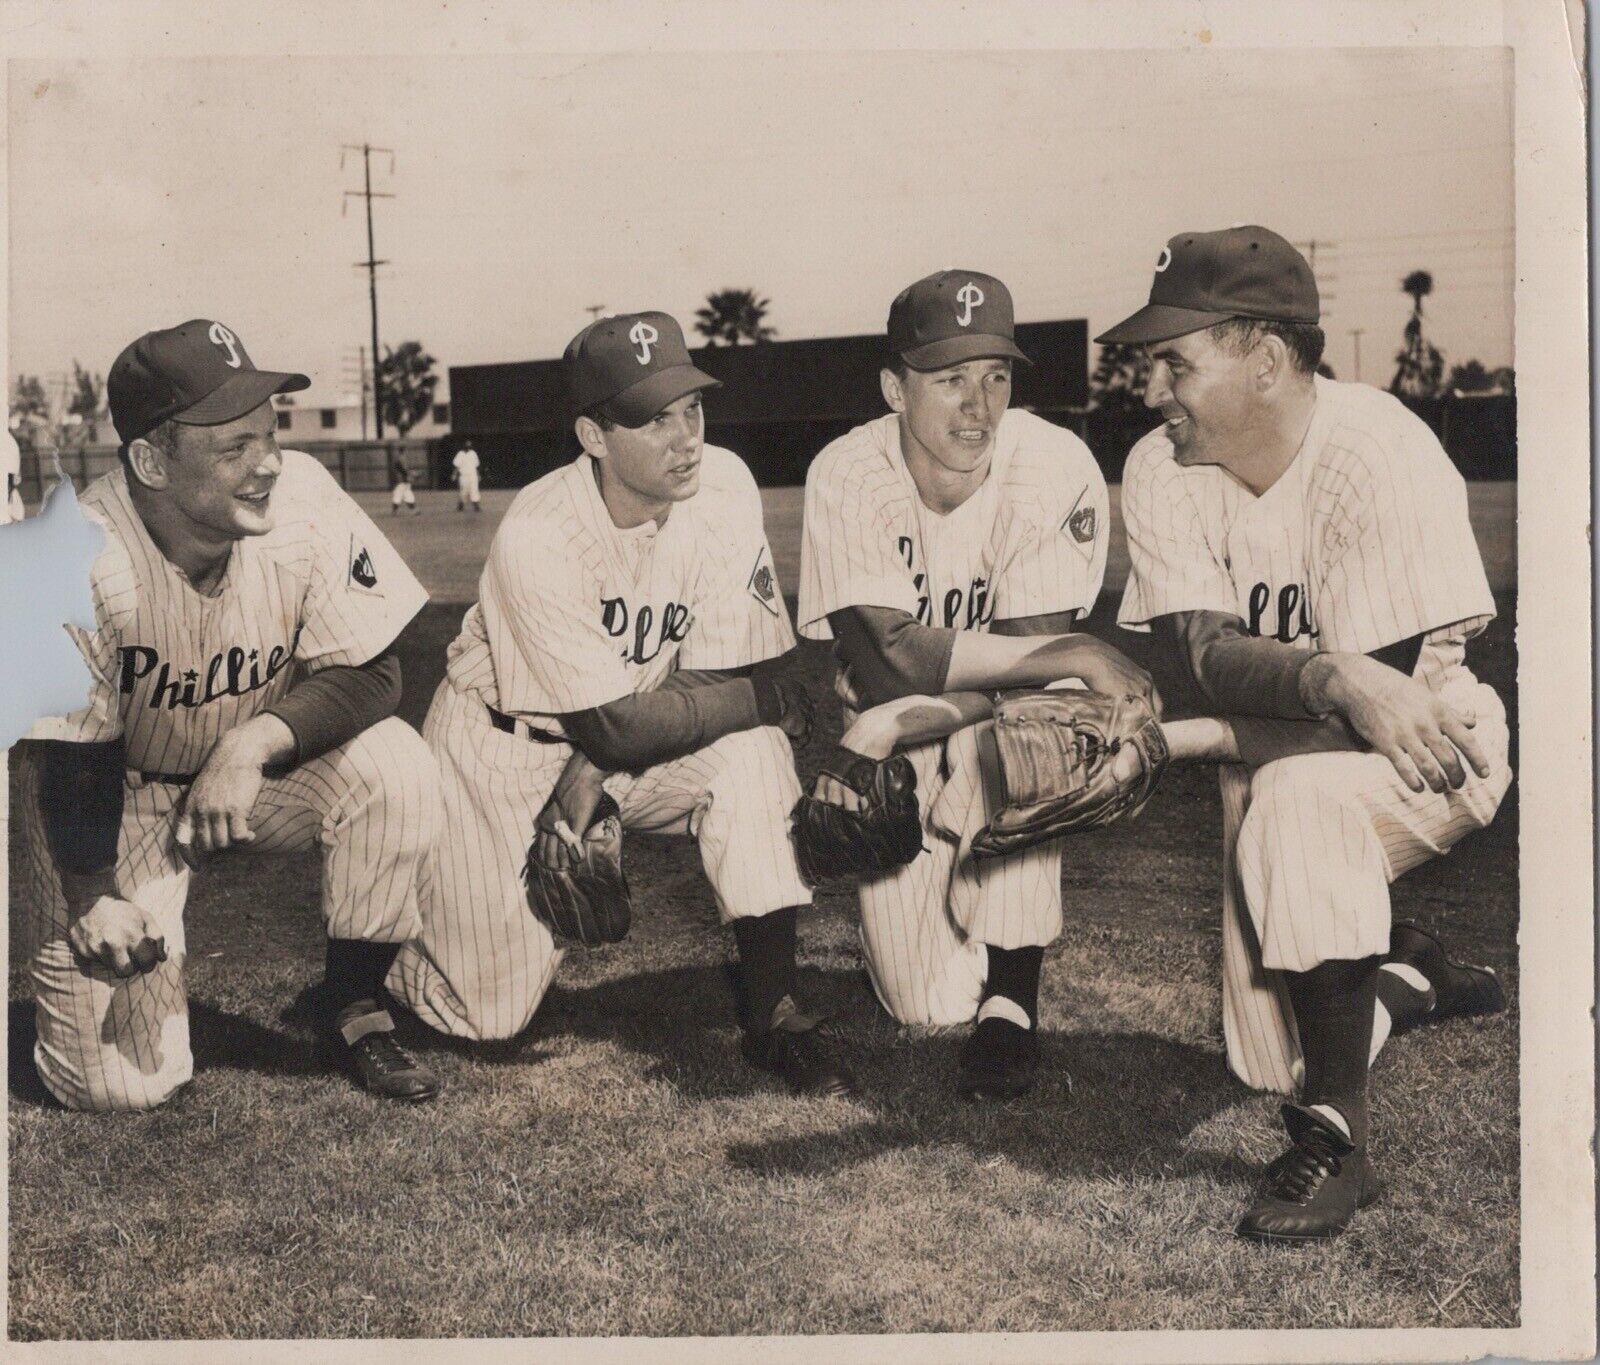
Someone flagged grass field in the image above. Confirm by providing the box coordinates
[7,486,1519,1340]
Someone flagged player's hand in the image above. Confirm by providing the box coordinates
[182,742,269,860]
[838,698,908,765]
[535,752,609,870]
[1308,652,1491,794]
[68,896,168,979]
[1060,637,1162,716]
[771,677,816,746]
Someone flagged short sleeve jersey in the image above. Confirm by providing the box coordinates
[27,450,427,774]
[798,408,1108,640]
[1117,376,1495,687]
[445,444,794,729]
[453,449,479,478]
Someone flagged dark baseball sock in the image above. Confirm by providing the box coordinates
[321,938,403,1026]
[983,945,1043,1026]
[732,906,799,1032]
[1285,955,1382,1149]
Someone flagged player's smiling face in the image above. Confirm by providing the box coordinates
[592,391,705,522]
[1142,330,1259,470]
[157,401,283,540]
[885,358,1012,478]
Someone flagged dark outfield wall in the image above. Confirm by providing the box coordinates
[444,324,1514,488]
[446,321,1089,488]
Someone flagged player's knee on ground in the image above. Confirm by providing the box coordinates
[862,928,986,1028]
[32,950,193,1113]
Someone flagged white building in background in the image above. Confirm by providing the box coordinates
[272,381,452,442]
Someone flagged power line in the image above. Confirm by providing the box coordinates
[342,143,395,438]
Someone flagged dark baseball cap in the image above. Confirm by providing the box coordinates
[565,311,720,428]
[1095,226,1320,346]
[108,319,310,444]
[887,270,1030,371]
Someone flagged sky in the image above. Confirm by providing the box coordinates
[9,46,1512,407]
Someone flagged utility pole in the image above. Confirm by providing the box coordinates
[340,346,370,438]
[342,144,394,437]
[1349,328,1364,383]
[585,304,607,322]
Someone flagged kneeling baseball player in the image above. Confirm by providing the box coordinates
[389,311,854,1097]
[18,320,442,1111]
[960,229,1510,1241]
[792,271,1156,1102]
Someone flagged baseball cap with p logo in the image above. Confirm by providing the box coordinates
[564,311,721,428]
[887,270,1031,371]
[108,319,310,445]
[1095,226,1320,346]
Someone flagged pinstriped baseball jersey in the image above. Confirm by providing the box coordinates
[799,408,1108,639]
[1117,376,1510,1093]
[25,451,426,774]
[1117,376,1495,684]
[445,444,793,731]
[392,444,806,1041]
[799,408,1109,1025]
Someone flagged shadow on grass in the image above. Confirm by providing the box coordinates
[428,959,1257,1189]
[9,996,322,1110]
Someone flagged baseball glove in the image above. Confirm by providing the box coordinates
[790,745,923,885]
[971,689,1169,859]
[522,794,632,948]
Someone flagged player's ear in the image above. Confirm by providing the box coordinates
[125,436,172,491]
[574,415,608,460]
[1255,333,1290,391]
[880,367,907,414]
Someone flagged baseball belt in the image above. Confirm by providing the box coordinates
[486,705,567,745]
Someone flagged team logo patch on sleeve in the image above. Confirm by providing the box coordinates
[747,551,780,617]
[349,536,380,590]
[1061,491,1098,560]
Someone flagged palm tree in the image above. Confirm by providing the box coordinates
[694,289,777,346]
[1390,269,1444,398]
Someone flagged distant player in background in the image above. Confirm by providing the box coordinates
[390,454,419,515]
[17,319,442,1111]
[391,311,855,1096]
[452,439,481,512]
[797,271,1154,1101]
[1099,227,1511,1241]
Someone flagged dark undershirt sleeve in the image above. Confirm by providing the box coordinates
[264,650,403,767]
[830,606,957,706]
[35,739,126,876]
[1160,611,1318,719]
[1158,613,1428,767]
[563,677,764,774]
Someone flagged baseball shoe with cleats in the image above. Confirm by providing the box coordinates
[1375,962,1437,1037]
[741,997,857,1098]
[1236,1104,1380,1243]
[1386,922,1506,1024]
[316,1002,441,1103]
[956,1016,1039,1102]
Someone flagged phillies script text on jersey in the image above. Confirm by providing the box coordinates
[896,536,996,630]
[600,597,693,665]
[1245,580,1319,645]
[119,630,300,709]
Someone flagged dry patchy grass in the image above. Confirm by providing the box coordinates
[8,522,1519,1340]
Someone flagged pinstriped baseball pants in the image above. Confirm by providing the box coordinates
[20,717,438,1112]
[1219,681,1512,1093]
